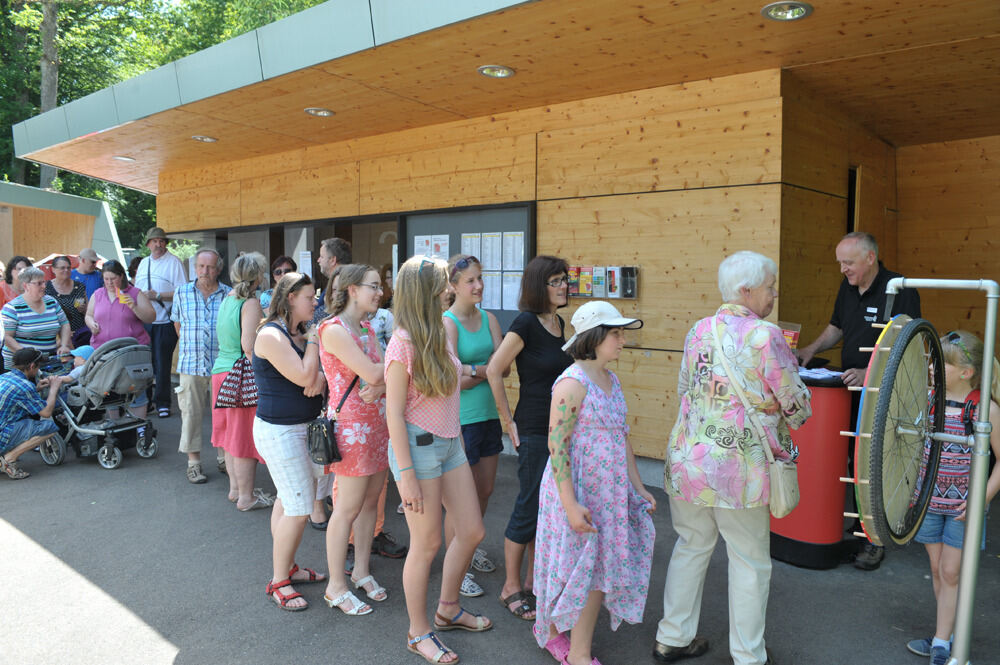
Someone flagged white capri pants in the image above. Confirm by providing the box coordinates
[252,417,317,517]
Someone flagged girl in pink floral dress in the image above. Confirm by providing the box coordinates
[319,264,390,616]
[534,301,656,665]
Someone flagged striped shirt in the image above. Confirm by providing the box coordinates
[0,369,48,452]
[1,295,69,368]
[170,281,231,376]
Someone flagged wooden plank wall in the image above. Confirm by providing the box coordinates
[778,72,897,360]
[10,206,94,262]
[156,69,811,459]
[896,135,1000,339]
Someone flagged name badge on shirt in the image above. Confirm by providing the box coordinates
[866,307,878,313]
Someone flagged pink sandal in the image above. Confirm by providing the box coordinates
[544,633,571,661]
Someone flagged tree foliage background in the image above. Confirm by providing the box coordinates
[1,0,326,248]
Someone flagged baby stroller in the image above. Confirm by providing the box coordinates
[41,337,158,469]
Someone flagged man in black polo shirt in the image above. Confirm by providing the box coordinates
[798,231,920,570]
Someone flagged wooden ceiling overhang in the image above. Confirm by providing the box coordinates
[13,0,1000,195]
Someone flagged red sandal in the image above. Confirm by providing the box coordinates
[289,563,326,584]
[265,578,308,611]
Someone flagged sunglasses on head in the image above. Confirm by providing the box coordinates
[450,255,479,278]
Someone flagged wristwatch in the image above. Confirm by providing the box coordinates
[470,364,477,377]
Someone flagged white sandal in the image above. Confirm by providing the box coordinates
[352,574,388,602]
[323,590,373,615]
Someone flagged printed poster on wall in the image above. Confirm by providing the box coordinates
[592,266,607,298]
[502,272,522,311]
[414,235,432,258]
[481,271,502,310]
[432,235,450,260]
[579,266,593,297]
[299,251,313,280]
[606,266,621,298]
[461,233,481,260]
[481,232,502,271]
[502,231,524,271]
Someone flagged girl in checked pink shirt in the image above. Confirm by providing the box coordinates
[385,256,493,665]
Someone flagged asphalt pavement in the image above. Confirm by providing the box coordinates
[3,410,999,665]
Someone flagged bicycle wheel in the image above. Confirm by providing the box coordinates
[869,318,944,546]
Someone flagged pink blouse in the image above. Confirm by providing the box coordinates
[383,328,461,438]
[91,286,151,347]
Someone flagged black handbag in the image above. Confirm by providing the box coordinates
[307,375,358,466]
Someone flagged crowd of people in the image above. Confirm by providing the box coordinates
[1,228,997,665]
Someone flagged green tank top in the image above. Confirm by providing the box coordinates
[444,308,498,425]
[212,296,246,374]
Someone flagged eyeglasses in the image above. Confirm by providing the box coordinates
[53,265,71,270]
[945,331,974,365]
[27,281,46,287]
[359,282,384,292]
[450,255,479,278]
[546,276,569,287]
[273,268,294,276]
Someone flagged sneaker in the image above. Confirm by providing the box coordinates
[372,531,408,558]
[460,572,484,598]
[929,645,950,665]
[186,463,207,484]
[471,547,496,573]
[217,458,227,475]
[854,542,885,570]
[907,638,933,657]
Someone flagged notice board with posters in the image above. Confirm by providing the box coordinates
[402,204,535,332]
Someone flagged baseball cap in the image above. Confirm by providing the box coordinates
[12,347,47,367]
[79,248,99,261]
[562,300,643,351]
[70,345,95,361]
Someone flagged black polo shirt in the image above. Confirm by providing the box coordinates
[830,264,921,370]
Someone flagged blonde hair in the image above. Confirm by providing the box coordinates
[393,256,456,398]
[258,272,312,335]
[231,252,267,299]
[940,329,1000,405]
[326,263,376,316]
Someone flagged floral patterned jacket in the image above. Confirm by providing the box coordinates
[664,304,812,509]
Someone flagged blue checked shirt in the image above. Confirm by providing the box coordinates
[170,281,231,376]
[0,369,48,452]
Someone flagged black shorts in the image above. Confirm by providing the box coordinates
[461,418,503,466]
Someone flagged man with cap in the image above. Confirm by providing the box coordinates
[0,348,72,480]
[72,248,103,299]
[135,227,188,418]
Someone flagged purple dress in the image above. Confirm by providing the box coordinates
[532,364,656,647]
[91,286,150,347]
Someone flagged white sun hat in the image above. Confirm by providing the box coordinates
[562,300,643,351]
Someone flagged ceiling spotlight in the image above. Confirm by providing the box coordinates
[477,64,515,79]
[304,107,335,117]
[191,135,218,143]
[112,155,136,162]
[761,2,813,21]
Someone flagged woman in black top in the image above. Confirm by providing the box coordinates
[486,255,572,621]
[252,272,328,611]
[45,256,88,344]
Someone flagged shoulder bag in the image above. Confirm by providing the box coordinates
[215,300,258,408]
[711,316,799,518]
[307,375,359,466]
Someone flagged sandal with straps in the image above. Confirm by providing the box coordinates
[352,574,387,602]
[498,590,534,620]
[434,606,492,632]
[323,590,372,616]
[0,456,29,480]
[265,578,307,612]
[407,631,459,664]
[289,563,326,584]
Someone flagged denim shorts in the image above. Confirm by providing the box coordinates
[2,418,59,454]
[505,433,549,544]
[388,423,467,481]
[915,510,986,550]
[461,418,503,466]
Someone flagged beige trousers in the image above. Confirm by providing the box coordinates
[656,497,772,665]
[175,374,218,457]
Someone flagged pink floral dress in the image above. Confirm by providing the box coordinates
[319,316,389,477]
[532,364,656,648]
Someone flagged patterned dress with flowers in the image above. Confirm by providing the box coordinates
[532,364,656,648]
[319,316,389,477]
[664,303,811,509]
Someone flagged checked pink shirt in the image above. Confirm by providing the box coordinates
[384,327,461,438]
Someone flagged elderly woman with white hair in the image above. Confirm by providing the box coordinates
[652,251,811,665]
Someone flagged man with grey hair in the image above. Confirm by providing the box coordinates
[171,247,230,484]
[312,236,352,325]
[72,248,102,298]
[797,231,920,570]
[135,227,188,418]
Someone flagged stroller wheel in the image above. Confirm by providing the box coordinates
[97,445,123,470]
[40,432,66,466]
[137,435,158,459]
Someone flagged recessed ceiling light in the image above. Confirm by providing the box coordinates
[304,107,335,117]
[477,64,515,79]
[191,135,218,143]
[761,2,813,21]
[112,155,136,162]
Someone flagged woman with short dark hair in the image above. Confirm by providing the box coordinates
[261,255,298,312]
[485,255,572,620]
[45,255,88,343]
[1,255,32,308]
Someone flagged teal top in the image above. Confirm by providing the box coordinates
[444,308,498,425]
[212,296,247,374]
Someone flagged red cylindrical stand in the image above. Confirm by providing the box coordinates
[770,383,851,569]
